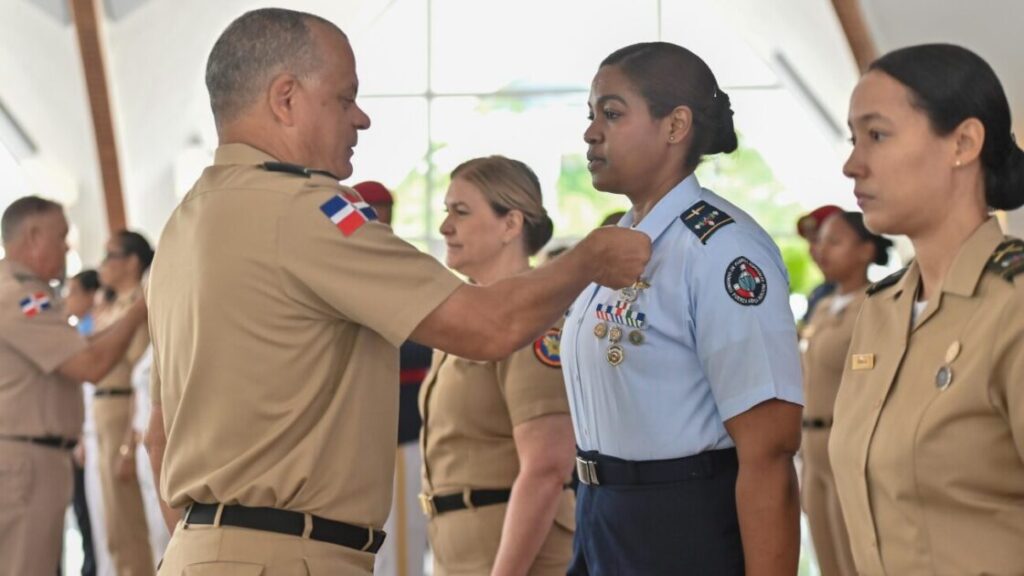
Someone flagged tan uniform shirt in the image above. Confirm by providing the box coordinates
[800,289,866,420]
[93,290,149,392]
[419,327,571,494]
[148,143,462,528]
[830,219,1024,575]
[0,259,86,437]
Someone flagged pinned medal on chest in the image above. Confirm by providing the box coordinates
[593,278,651,366]
[935,340,962,391]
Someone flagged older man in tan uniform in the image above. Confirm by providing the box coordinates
[0,196,148,575]
[831,218,1024,575]
[145,8,649,576]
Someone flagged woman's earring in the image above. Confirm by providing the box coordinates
[668,136,676,143]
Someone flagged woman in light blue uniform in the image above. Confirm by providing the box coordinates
[562,42,804,575]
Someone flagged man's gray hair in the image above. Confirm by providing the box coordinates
[205,8,344,126]
[1,196,62,244]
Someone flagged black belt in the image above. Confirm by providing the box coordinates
[184,503,385,553]
[418,488,512,518]
[0,434,78,450]
[575,447,737,486]
[94,388,133,398]
[802,418,832,429]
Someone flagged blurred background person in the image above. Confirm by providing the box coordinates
[799,210,890,576]
[420,155,575,575]
[797,204,843,324]
[93,230,155,576]
[355,180,432,576]
[64,269,102,576]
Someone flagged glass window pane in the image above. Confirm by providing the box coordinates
[346,97,430,243]
[349,0,428,95]
[431,0,659,94]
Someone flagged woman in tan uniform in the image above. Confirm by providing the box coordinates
[800,211,890,576]
[419,156,575,576]
[831,44,1024,576]
[94,230,155,575]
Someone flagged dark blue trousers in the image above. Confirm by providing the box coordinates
[568,450,744,575]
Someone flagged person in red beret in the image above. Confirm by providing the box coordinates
[353,180,395,225]
[798,205,843,323]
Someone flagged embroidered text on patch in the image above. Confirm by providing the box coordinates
[319,194,377,237]
[19,292,51,317]
[724,257,767,306]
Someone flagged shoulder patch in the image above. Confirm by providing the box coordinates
[986,238,1024,283]
[19,291,52,318]
[262,162,339,181]
[533,327,562,368]
[680,200,734,244]
[866,267,908,296]
[319,194,378,236]
[724,257,767,306]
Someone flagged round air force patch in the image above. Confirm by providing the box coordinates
[725,257,767,306]
[534,327,562,368]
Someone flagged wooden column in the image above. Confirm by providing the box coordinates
[831,0,878,73]
[69,0,126,233]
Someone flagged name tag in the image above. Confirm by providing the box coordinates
[851,353,875,371]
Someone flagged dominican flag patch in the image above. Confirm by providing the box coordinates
[319,194,377,236]
[19,292,51,317]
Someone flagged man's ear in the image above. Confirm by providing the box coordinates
[267,73,302,126]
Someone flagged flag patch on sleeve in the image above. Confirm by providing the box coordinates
[19,292,51,317]
[319,194,378,236]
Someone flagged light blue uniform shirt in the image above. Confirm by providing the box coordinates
[562,174,803,461]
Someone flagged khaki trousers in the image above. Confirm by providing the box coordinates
[95,395,155,575]
[157,523,376,575]
[427,493,574,576]
[0,439,72,576]
[802,428,857,576]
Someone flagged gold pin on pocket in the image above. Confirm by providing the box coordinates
[851,353,875,371]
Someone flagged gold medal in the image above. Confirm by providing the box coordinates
[945,341,961,364]
[628,330,644,345]
[608,326,623,343]
[936,365,953,390]
[607,344,624,366]
[593,323,608,339]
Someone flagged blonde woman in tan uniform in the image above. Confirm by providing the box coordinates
[800,211,890,576]
[94,230,155,575]
[831,44,1024,575]
[420,156,575,576]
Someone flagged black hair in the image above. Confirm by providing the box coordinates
[113,230,155,277]
[1,196,62,244]
[839,211,892,266]
[72,269,101,293]
[601,42,738,170]
[870,44,1024,211]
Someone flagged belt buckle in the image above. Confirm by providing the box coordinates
[575,457,600,486]
[418,493,436,518]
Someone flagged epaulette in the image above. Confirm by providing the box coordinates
[262,162,339,181]
[679,200,734,244]
[866,267,908,296]
[986,238,1024,283]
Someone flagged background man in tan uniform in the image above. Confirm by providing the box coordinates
[144,8,650,576]
[0,196,148,575]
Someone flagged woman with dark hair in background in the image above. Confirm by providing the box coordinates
[831,43,1024,575]
[561,42,804,575]
[799,211,890,576]
[93,230,156,575]
[419,156,575,575]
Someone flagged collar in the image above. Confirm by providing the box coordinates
[887,218,1004,300]
[0,258,42,284]
[618,174,703,244]
[214,143,280,166]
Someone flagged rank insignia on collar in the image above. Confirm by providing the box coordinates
[725,256,767,306]
[681,200,734,244]
[987,238,1024,282]
[533,327,562,368]
[19,292,51,318]
[319,194,378,236]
